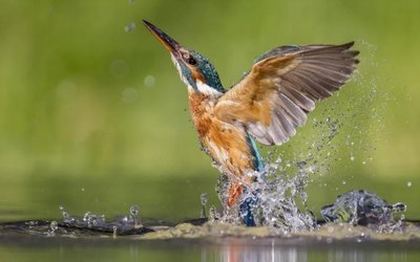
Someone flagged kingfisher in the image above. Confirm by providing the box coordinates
[143,20,359,225]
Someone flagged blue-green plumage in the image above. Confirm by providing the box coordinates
[246,135,264,172]
[188,50,224,92]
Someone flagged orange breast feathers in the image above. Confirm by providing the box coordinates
[188,92,255,183]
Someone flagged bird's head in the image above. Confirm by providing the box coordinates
[143,20,224,95]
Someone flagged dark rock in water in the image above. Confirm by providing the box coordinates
[321,190,406,225]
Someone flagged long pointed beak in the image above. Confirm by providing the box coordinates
[143,20,181,57]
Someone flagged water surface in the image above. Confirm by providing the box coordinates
[1,233,419,262]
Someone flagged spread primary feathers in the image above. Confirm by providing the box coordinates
[215,42,359,145]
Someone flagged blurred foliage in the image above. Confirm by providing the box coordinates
[0,0,419,221]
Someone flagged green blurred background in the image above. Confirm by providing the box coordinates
[0,0,419,222]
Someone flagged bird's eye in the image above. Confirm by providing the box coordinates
[180,50,197,65]
[186,56,197,65]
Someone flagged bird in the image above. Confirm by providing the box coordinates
[143,20,359,225]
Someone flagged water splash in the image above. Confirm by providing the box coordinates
[211,112,344,231]
[46,220,58,236]
[129,205,141,228]
[208,112,342,231]
[56,205,150,235]
[251,169,316,232]
[210,41,395,232]
[200,193,208,219]
[321,190,406,233]
[112,225,118,238]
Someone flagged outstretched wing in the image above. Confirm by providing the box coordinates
[214,42,359,145]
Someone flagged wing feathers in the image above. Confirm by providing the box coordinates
[276,109,295,137]
[280,86,315,112]
[278,93,307,126]
[215,42,359,146]
[289,70,333,96]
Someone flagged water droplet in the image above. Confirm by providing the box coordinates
[200,193,208,206]
[407,181,412,187]
[129,205,142,228]
[200,193,208,218]
[48,221,58,236]
[112,225,118,238]
[129,205,140,217]
[208,206,220,222]
[144,75,156,87]
[83,211,91,222]
[59,206,72,222]
[124,22,136,32]
[50,221,58,231]
[25,220,38,226]
[362,161,366,165]
[350,156,355,161]
[306,165,316,174]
